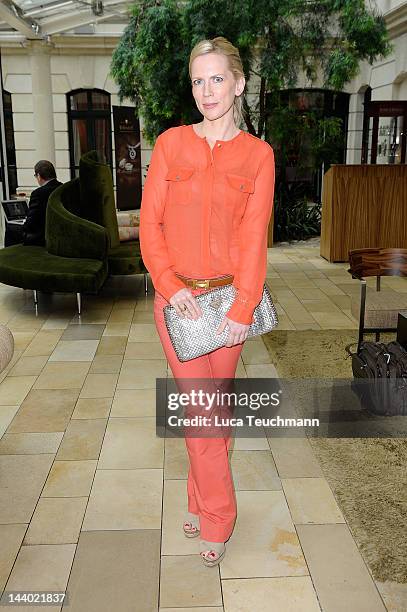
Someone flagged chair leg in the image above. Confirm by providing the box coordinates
[358,280,367,352]
[33,289,38,305]
[144,273,148,295]
[77,292,81,315]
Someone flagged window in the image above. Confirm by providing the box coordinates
[362,99,407,165]
[266,88,350,202]
[67,89,112,178]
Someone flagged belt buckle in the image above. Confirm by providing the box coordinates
[194,279,210,289]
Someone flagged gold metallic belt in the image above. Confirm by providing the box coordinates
[175,273,234,289]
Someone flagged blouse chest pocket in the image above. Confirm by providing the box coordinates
[165,166,195,205]
[226,173,255,210]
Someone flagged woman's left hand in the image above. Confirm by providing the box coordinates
[217,316,250,347]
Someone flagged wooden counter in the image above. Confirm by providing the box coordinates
[320,164,407,262]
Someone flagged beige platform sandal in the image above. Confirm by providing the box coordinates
[199,540,226,567]
[183,512,200,538]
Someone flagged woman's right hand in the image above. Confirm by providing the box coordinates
[170,288,202,320]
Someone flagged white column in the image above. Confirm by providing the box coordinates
[29,42,55,164]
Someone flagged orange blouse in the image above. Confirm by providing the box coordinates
[139,124,275,325]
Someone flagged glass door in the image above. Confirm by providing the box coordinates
[67,89,112,179]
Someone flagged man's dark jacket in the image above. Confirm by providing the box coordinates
[24,178,62,246]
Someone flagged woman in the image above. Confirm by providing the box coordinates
[139,36,275,567]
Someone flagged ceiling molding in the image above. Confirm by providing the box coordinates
[384,2,407,38]
[0,33,121,52]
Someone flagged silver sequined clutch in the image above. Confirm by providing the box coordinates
[163,283,278,362]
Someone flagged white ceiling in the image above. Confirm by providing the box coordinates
[0,0,131,41]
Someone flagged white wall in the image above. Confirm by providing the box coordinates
[345,24,407,163]
[1,47,152,201]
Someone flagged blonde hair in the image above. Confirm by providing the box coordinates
[189,36,245,128]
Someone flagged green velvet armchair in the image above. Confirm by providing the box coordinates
[79,151,147,290]
[0,179,109,313]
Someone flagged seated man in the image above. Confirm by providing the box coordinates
[5,160,62,247]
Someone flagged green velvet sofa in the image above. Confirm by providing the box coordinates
[79,151,147,285]
[0,179,109,313]
[0,151,147,311]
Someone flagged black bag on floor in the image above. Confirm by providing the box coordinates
[346,340,407,416]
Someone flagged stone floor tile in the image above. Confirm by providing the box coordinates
[10,330,37,351]
[70,311,111,325]
[222,576,320,612]
[282,477,345,524]
[375,580,407,612]
[41,317,71,330]
[23,330,63,357]
[71,398,112,420]
[49,340,99,362]
[107,308,134,323]
[98,417,163,469]
[160,554,222,608]
[63,530,160,612]
[0,432,63,454]
[245,363,279,378]
[1,544,76,608]
[8,355,48,376]
[56,418,107,460]
[117,359,167,389]
[102,322,131,336]
[82,468,162,530]
[89,354,123,374]
[221,490,308,578]
[230,450,281,490]
[0,453,54,523]
[61,324,105,341]
[241,338,272,364]
[96,336,127,355]
[128,323,160,342]
[268,438,324,478]
[6,389,78,433]
[34,362,90,390]
[132,309,155,323]
[310,311,357,329]
[302,299,341,313]
[0,524,26,592]
[232,436,270,451]
[0,376,37,405]
[24,497,88,544]
[0,405,20,439]
[42,460,97,497]
[297,524,386,611]
[110,388,156,417]
[124,341,166,359]
[164,437,189,479]
[79,373,118,399]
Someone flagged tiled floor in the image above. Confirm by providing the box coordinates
[0,240,405,611]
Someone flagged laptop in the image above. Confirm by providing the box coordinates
[2,199,29,225]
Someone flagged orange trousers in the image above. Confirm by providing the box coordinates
[154,289,243,542]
